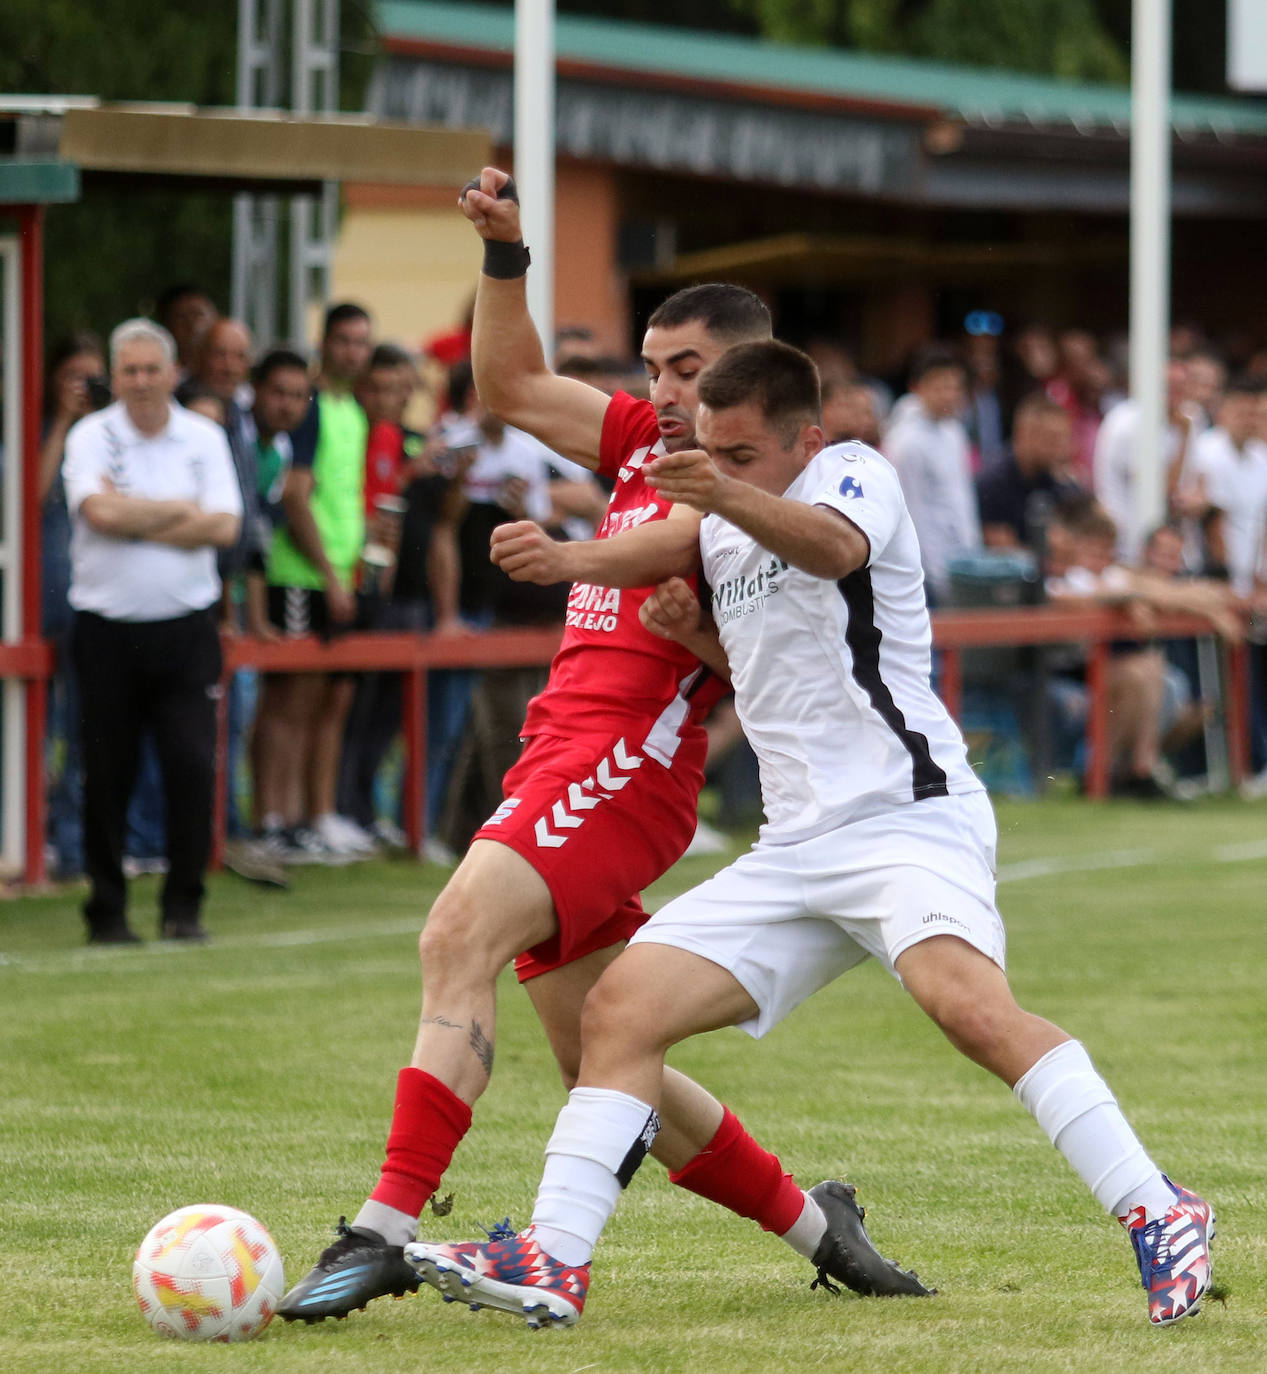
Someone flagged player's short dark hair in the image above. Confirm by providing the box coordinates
[369,342,414,372]
[698,340,821,446]
[252,348,310,387]
[323,301,371,338]
[647,284,772,345]
[909,344,967,385]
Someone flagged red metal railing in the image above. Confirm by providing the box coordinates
[209,607,1251,867]
[932,608,1251,799]
[214,627,564,865]
[3,607,1251,883]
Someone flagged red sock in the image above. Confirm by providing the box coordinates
[668,1106,806,1235]
[369,1067,473,1217]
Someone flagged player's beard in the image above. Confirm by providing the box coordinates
[658,408,695,452]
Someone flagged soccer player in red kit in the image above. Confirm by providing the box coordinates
[279,168,929,1322]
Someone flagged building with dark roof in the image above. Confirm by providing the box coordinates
[343,0,1267,367]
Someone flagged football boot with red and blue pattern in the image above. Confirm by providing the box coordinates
[1119,1176,1215,1326]
[405,1221,590,1328]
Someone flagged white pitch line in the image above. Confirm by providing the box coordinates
[1212,838,1267,863]
[0,918,423,974]
[996,848,1158,884]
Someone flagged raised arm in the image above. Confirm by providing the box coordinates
[490,503,702,589]
[459,168,611,468]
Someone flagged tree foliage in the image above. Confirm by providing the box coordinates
[0,0,373,348]
[724,0,1128,81]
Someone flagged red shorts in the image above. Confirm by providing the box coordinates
[474,729,706,982]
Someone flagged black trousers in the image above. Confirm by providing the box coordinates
[72,607,221,934]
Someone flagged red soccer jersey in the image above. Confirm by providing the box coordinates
[520,391,725,760]
[363,419,405,516]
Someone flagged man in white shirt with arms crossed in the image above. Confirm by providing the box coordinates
[64,318,242,944]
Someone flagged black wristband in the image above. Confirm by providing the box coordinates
[482,238,531,279]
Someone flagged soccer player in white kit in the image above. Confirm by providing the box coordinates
[406,341,1214,1330]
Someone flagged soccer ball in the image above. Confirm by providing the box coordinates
[133,1204,285,1342]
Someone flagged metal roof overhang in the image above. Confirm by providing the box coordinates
[371,3,1267,219]
[58,105,489,195]
[631,231,1125,288]
[2,103,489,199]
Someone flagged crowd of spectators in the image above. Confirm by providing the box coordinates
[38,293,1267,936]
[40,288,620,927]
[852,321,1267,799]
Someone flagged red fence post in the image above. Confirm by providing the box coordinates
[19,206,47,883]
[1084,639,1110,799]
[211,660,232,871]
[1224,639,1250,787]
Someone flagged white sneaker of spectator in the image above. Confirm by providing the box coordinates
[1239,766,1267,801]
[285,824,352,867]
[335,813,381,853]
[371,818,409,850]
[122,855,169,878]
[313,812,378,857]
[422,835,458,867]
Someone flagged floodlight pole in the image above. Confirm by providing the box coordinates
[1129,0,1172,551]
[515,0,555,356]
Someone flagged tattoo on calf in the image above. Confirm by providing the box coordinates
[421,1014,464,1031]
[469,1020,494,1075]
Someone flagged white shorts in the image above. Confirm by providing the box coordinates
[632,790,1006,1038]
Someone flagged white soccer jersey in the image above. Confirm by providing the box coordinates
[701,442,983,844]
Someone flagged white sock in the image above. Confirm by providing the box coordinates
[351,1199,416,1247]
[779,1192,828,1261]
[1013,1040,1172,1219]
[530,1086,660,1267]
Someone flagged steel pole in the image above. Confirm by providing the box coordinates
[515,0,555,354]
[1129,0,1172,553]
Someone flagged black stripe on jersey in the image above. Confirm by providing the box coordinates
[837,567,949,801]
[682,664,714,700]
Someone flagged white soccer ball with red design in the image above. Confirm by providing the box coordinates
[133,1204,285,1342]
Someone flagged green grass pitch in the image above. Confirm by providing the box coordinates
[2,795,1264,1372]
